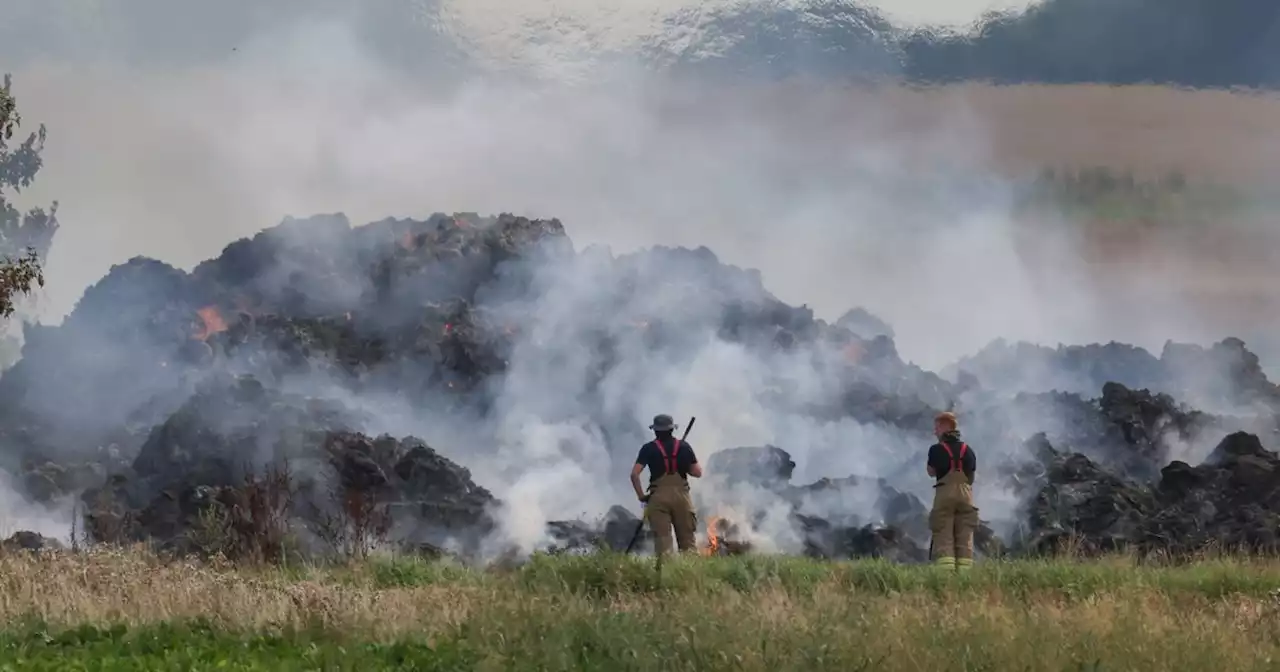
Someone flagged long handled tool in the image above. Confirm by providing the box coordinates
[624,416,696,554]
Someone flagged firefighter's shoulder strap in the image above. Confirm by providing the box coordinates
[654,437,682,476]
[939,441,968,472]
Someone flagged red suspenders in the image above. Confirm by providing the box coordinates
[654,437,681,475]
[940,442,968,472]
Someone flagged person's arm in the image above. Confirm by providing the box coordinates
[631,463,647,500]
[965,447,976,483]
[631,446,649,500]
[683,442,703,478]
[926,444,938,477]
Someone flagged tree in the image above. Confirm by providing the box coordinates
[0,74,57,320]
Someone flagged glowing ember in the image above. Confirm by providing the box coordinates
[192,306,228,341]
[702,516,723,556]
[443,323,453,335]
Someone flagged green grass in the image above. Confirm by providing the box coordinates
[356,552,1280,600]
[5,549,1280,670]
[0,621,472,671]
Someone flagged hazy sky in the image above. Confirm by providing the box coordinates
[444,0,1036,34]
[0,0,1042,75]
[438,0,1038,72]
[873,0,1034,25]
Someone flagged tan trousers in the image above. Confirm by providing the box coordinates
[930,470,979,570]
[647,474,697,556]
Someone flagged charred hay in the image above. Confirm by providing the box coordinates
[0,211,1277,562]
[79,373,498,560]
[1010,431,1280,557]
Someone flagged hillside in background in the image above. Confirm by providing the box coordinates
[903,0,1280,87]
[652,0,1280,87]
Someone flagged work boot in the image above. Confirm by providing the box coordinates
[933,556,956,570]
[955,557,973,572]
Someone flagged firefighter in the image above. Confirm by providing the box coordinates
[927,411,979,571]
[630,414,702,555]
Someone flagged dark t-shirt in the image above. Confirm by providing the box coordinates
[635,436,698,483]
[928,439,976,483]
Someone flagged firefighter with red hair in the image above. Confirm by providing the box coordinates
[927,411,979,570]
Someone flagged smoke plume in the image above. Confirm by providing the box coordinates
[0,2,1274,554]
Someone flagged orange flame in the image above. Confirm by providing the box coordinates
[702,516,723,556]
[193,306,228,341]
[399,231,416,250]
[843,342,865,364]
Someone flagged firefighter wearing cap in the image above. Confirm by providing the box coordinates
[630,414,703,555]
[927,411,979,570]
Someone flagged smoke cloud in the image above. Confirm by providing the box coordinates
[1,3,1275,553]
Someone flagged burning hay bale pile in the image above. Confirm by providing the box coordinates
[79,373,500,560]
[1009,430,1280,555]
[0,210,1277,563]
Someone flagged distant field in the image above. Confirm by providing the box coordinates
[751,82,1280,186]
[670,81,1280,293]
[2,548,1280,670]
[862,84,1280,348]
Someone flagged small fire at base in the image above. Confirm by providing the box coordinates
[701,516,722,556]
[701,516,752,556]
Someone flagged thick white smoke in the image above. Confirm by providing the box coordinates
[2,5,1275,554]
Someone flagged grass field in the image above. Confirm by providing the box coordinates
[2,547,1279,670]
